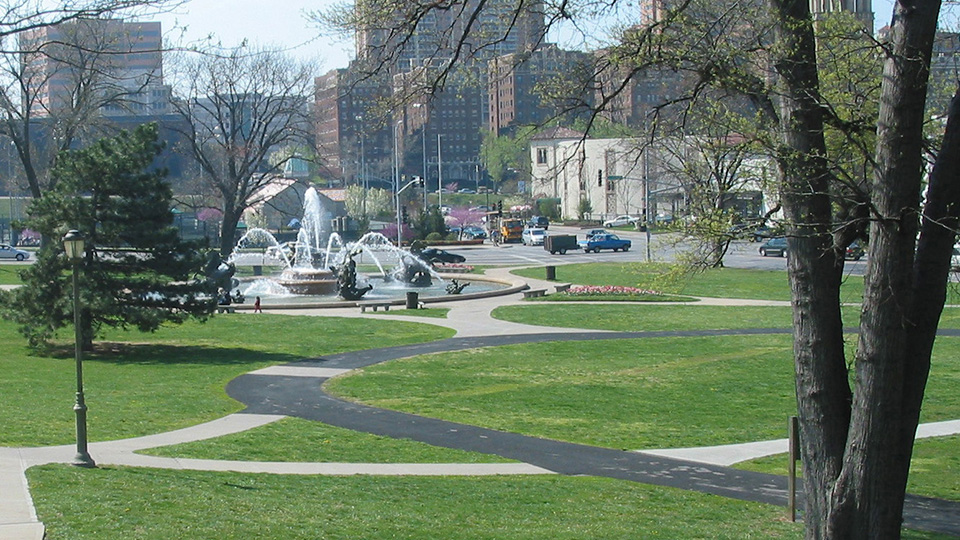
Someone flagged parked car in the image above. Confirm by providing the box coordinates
[759,237,788,257]
[462,226,487,240]
[418,248,466,264]
[603,215,639,228]
[521,228,547,246]
[0,244,30,261]
[585,228,607,239]
[579,233,631,253]
[527,216,549,230]
[845,241,865,261]
[458,188,476,194]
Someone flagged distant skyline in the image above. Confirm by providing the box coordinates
[147,0,901,73]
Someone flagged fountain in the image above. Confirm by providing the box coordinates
[227,187,448,301]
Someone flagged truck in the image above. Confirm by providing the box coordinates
[544,234,580,255]
[579,233,631,253]
[500,218,524,243]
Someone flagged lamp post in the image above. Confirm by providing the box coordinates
[394,119,403,245]
[356,115,367,217]
[63,230,95,468]
[437,134,443,210]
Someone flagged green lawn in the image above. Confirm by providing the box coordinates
[736,435,960,502]
[512,263,868,302]
[0,264,25,285]
[143,417,511,463]
[0,314,453,447]
[326,335,960,478]
[495,304,798,331]
[378,307,450,318]
[28,466,807,540]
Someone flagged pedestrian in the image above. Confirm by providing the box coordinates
[253,296,262,313]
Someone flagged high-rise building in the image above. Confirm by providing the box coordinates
[488,44,593,136]
[355,0,546,72]
[19,18,170,117]
[641,0,872,26]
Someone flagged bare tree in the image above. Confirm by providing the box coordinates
[168,45,315,257]
[0,1,182,202]
[316,0,960,536]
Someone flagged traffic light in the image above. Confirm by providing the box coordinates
[497,200,503,217]
[598,169,603,187]
[401,206,409,224]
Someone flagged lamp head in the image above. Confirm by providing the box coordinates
[62,230,85,262]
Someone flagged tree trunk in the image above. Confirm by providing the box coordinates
[219,208,240,259]
[826,1,942,536]
[771,0,946,536]
[769,2,851,537]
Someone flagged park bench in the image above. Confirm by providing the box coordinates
[554,283,572,293]
[217,306,235,314]
[522,288,547,299]
[357,302,392,313]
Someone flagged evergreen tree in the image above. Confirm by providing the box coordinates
[2,124,215,350]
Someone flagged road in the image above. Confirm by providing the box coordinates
[447,224,868,276]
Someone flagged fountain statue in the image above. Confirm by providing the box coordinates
[331,249,373,300]
[446,279,469,294]
[391,252,434,287]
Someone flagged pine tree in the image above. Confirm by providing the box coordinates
[2,124,215,350]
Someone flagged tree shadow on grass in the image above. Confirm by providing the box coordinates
[50,342,307,367]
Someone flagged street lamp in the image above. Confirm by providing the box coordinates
[62,230,95,468]
[356,115,367,217]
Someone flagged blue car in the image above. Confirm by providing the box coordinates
[578,233,631,253]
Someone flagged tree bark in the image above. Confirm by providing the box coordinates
[772,0,946,536]
[769,1,852,536]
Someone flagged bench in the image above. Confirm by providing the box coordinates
[217,306,235,314]
[554,283,572,293]
[358,302,392,313]
[522,288,547,299]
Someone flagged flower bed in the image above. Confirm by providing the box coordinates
[434,263,475,273]
[541,285,694,302]
[564,285,662,297]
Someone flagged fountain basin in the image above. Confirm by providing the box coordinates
[235,273,525,310]
[273,268,338,295]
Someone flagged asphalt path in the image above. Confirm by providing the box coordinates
[226,330,960,536]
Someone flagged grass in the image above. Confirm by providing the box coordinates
[326,335,960,452]
[142,417,510,463]
[382,307,450,318]
[736,435,960,502]
[0,314,453,447]
[512,263,863,302]
[28,466,808,539]
[495,304,798,331]
[0,264,25,285]
[516,262,960,305]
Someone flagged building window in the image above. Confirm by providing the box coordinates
[536,147,547,165]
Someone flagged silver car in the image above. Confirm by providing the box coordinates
[0,244,30,261]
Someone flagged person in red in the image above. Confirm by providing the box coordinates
[253,296,262,313]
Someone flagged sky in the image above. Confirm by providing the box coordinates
[145,0,902,74]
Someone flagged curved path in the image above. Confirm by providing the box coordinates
[3,267,960,538]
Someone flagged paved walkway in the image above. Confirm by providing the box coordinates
[2,267,959,539]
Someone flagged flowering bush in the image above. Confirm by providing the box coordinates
[563,285,662,297]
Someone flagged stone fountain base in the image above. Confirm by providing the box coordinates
[274,268,338,295]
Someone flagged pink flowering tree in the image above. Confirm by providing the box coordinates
[446,207,485,238]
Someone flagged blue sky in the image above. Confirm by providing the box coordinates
[151,0,903,72]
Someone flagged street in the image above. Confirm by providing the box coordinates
[447,224,868,277]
